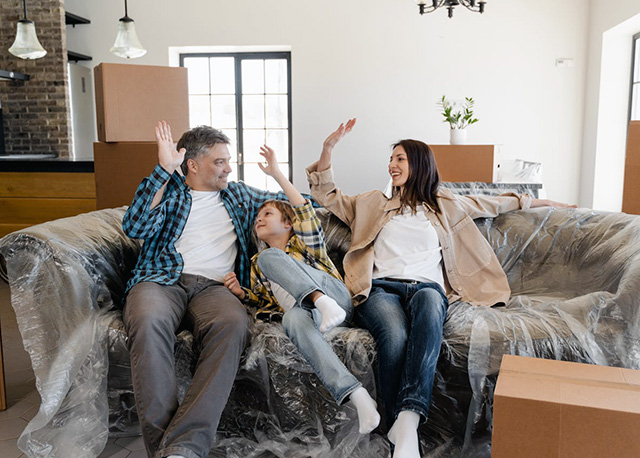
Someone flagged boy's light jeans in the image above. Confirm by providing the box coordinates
[257,248,362,404]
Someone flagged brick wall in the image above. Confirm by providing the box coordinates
[0,0,71,157]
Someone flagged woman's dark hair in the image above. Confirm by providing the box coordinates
[391,139,441,213]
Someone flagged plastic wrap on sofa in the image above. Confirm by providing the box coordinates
[2,205,640,457]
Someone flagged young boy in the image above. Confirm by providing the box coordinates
[224,145,380,435]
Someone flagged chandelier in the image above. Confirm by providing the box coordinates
[415,0,486,18]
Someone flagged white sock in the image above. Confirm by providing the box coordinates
[313,294,346,332]
[350,386,381,434]
[388,410,421,458]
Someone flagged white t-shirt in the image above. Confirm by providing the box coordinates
[372,204,445,289]
[175,190,237,282]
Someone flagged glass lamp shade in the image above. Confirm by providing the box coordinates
[8,19,47,60]
[110,18,147,59]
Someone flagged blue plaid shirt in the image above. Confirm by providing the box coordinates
[123,164,294,294]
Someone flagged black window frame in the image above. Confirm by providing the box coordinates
[179,51,293,183]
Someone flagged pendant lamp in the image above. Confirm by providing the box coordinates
[8,0,47,60]
[110,0,147,59]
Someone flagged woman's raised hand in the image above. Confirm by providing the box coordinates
[323,118,357,152]
[258,145,282,178]
[317,118,356,172]
[156,120,186,174]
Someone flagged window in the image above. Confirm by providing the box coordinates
[631,33,640,121]
[180,52,292,191]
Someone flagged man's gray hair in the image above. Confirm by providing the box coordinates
[177,126,231,176]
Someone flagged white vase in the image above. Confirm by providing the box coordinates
[450,128,467,145]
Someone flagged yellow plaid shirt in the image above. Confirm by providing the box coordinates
[243,200,343,321]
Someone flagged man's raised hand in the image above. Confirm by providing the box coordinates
[156,120,186,174]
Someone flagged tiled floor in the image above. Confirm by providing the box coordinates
[0,281,143,458]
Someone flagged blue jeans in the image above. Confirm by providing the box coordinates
[257,248,361,403]
[354,278,448,425]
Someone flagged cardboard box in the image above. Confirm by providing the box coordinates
[493,355,640,458]
[622,121,640,215]
[93,142,159,209]
[94,63,189,142]
[429,144,501,183]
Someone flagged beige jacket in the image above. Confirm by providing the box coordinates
[306,163,532,307]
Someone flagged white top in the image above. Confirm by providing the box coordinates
[175,190,237,282]
[372,204,445,290]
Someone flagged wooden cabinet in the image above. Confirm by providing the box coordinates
[429,144,501,183]
[0,172,96,237]
[622,121,640,215]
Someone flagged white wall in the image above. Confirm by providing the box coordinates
[64,0,588,202]
[581,0,640,210]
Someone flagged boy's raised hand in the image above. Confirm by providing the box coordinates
[258,144,305,206]
[224,272,245,300]
[257,145,283,178]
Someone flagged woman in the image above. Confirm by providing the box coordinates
[306,119,573,458]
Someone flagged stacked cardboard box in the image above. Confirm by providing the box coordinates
[429,144,501,183]
[93,63,189,209]
[493,355,640,458]
[622,121,640,215]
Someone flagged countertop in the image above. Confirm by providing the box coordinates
[0,156,94,173]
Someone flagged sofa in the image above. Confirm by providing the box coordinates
[1,193,640,457]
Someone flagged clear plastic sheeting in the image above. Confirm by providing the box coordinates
[1,203,640,457]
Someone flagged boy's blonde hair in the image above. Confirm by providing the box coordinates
[257,200,296,227]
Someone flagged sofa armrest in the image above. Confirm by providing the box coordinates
[475,207,640,299]
[0,207,139,456]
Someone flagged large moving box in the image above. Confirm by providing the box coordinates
[94,63,189,142]
[93,142,158,209]
[429,144,501,183]
[492,355,640,458]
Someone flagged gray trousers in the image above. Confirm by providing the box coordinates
[123,274,250,458]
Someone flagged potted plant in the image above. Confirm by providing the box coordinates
[438,95,479,145]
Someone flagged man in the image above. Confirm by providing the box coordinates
[122,121,292,458]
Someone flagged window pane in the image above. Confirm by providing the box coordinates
[242,95,266,128]
[221,128,238,161]
[184,57,210,95]
[210,57,236,94]
[189,95,211,127]
[243,162,288,191]
[266,163,290,191]
[265,59,287,94]
[241,60,265,94]
[635,39,640,82]
[211,95,237,129]
[243,162,268,190]
[266,129,288,157]
[242,129,266,163]
[632,84,640,121]
[265,95,288,128]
